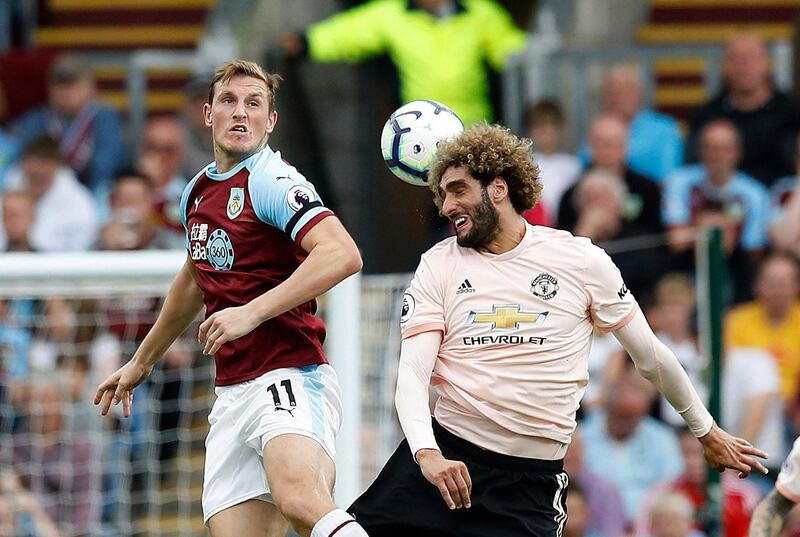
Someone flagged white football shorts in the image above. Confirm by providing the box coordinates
[777,436,800,503]
[202,364,342,523]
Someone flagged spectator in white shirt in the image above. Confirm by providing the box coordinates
[525,99,581,215]
[4,136,97,251]
[722,347,786,476]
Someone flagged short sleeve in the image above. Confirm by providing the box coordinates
[740,183,770,251]
[179,174,201,251]
[583,242,636,332]
[778,437,800,503]
[400,254,446,339]
[248,159,333,243]
[662,168,693,226]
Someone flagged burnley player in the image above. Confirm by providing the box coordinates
[94,60,368,537]
[349,123,768,537]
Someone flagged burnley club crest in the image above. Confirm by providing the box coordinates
[227,188,245,219]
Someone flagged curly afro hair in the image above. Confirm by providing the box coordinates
[427,123,542,214]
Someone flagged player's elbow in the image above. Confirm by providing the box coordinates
[336,241,363,277]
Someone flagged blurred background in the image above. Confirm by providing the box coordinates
[2,0,800,536]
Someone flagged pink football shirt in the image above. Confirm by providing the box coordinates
[400,224,637,459]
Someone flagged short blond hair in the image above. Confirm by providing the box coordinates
[428,123,542,214]
[208,60,282,112]
[655,273,695,307]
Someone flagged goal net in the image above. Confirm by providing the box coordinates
[0,251,410,537]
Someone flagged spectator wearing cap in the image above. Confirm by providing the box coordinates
[179,73,214,179]
[3,136,97,251]
[10,54,128,200]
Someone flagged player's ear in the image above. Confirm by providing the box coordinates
[266,110,278,134]
[492,177,508,201]
[203,102,212,127]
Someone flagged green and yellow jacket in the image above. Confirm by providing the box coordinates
[306,0,528,126]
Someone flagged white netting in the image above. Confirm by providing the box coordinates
[0,252,411,537]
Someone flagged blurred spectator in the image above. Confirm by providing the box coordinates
[582,372,684,522]
[565,483,603,537]
[647,491,703,537]
[771,179,800,257]
[0,127,18,188]
[564,428,627,537]
[637,430,761,537]
[650,274,706,427]
[558,114,662,235]
[586,64,684,182]
[722,347,785,476]
[663,120,769,302]
[179,74,215,179]
[27,298,78,374]
[3,137,98,251]
[100,172,175,251]
[688,32,800,187]
[571,167,664,298]
[581,330,626,412]
[278,0,527,126]
[10,54,128,197]
[525,99,581,214]
[0,471,62,537]
[1,191,35,252]
[725,254,800,406]
[11,373,100,537]
[770,136,800,256]
[136,116,188,247]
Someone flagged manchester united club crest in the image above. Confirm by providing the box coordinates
[531,273,559,300]
[227,187,245,219]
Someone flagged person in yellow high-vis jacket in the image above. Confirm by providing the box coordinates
[281,0,528,127]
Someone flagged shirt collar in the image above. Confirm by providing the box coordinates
[406,0,465,16]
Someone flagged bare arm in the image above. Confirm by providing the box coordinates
[749,489,795,537]
[94,256,204,415]
[133,257,205,366]
[198,216,362,354]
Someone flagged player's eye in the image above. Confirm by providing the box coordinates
[248,100,260,107]
[222,97,234,104]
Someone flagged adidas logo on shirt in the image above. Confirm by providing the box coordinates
[456,279,476,295]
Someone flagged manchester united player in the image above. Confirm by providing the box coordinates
[349,123,768,537]
[94,61,368,537]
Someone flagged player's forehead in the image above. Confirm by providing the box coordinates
[440,165,478,190]
[213,75,268,99]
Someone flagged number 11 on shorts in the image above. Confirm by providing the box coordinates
[267,379,297,413]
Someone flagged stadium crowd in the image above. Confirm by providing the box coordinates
[0,5,800,537]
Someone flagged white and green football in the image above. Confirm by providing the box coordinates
[381,100,464,187]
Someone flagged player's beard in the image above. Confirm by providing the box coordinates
[457,188,500,249]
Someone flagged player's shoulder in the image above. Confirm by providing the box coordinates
[246,146,305,184]
[420,235,460,265]
[531,225,595,259]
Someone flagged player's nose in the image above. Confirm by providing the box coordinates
[441,195,456,217]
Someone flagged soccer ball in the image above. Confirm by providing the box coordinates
[381,100,464,187]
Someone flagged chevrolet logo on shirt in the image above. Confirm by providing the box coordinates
[466,305,548,330]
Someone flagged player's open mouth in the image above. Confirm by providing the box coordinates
[230,125,248,133]
[454,216,468,229]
